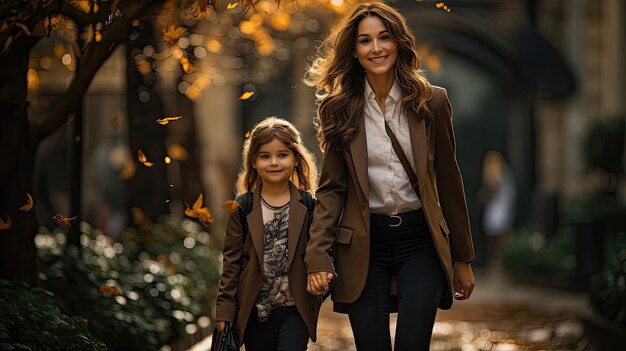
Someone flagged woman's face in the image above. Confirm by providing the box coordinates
[355,15,398,79]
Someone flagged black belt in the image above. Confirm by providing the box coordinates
[370,209,426,228]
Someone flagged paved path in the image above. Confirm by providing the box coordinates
[189,267,592,351]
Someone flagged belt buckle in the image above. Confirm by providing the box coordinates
[389,215,402,227]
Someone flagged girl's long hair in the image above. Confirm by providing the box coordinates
[304,1,434,151]
[235,117,318,195]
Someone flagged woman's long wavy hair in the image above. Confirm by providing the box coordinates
[304,1,434,151]
[235,117,318,195]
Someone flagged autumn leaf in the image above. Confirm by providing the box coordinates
[138,149,147,163]
[245,130,251,138]
[156,115,183,125]
[0,216,12,230]
[53,214,77,227]
[137,149,154,166]
[185,194,215,226]
[99,285,122,296]
[162,25,187,47]
[19,193,34,212]
[227,2,239,10]
[239,91,255,100]
[222,200,241,216]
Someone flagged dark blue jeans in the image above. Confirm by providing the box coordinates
[346,210,446,351]
[243,306,309,351]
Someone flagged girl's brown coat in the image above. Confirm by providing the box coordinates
[216,185,320,344]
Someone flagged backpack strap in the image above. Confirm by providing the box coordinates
[298,189,315,214]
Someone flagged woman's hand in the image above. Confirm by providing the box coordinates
[453,262,475,300]
[307,272,334,295]
[215,321,226,332]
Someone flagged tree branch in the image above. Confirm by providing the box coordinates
[35,0,165,142]
[58,0,110,26]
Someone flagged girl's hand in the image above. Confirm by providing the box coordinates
[453,262,475,300]
[307,272,334,295]
[215,321,226,332]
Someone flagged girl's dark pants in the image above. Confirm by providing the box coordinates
[345,209,446,351]
[243,306,309,351]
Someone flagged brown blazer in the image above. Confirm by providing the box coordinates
[215,184,321,344]
[305,86,474,311]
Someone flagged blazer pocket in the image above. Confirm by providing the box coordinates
[439,217,450,236]
[335,227,354,245]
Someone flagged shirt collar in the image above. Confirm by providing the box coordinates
[364,78,402,103]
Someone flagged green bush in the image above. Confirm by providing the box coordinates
[0,280,107,351]
[590,233,626,326]
[37,216,223,351]
[502,226,577,276]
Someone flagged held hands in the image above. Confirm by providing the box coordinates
[307,272,334,296]
[215,321,226,332]
[453,262,475,300]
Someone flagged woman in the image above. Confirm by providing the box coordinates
[303,2,475,350]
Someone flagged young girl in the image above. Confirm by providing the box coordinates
[215,117,320,351]
[304,2,475,350]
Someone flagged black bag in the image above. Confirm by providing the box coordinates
[210,322,239,351]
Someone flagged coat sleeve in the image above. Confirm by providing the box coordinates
[434,88,475,263]
[215,202,245,322]
[305,144,348,274]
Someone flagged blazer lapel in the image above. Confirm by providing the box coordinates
[349,115,369,201]
[287,186,306,270]
[407,109,427,197]
[247,191,265,272]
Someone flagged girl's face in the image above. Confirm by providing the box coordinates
[253,138,298,187]
[355,15,398,79]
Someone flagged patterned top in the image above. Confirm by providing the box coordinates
[254,198,294,322]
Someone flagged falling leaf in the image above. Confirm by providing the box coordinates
[239,91,255,100]
[227,2,239,10]
[245,130,251,138]
[99,285,122,296]
[162,24,187,47]
[222,200,241,216]
[185,194,215,226]
[142,161,154,167]
[19,193,34,211]
[436,2,445,8]
[0,216,12,230]
[138,149,147,163]
[156,115,183,125]
[52,214,77,227]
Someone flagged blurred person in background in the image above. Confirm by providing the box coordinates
[478,150,516,266]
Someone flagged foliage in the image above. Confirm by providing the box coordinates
[0,280,107,351]
[583,116,625,176]
[502,226,577,276]
[37,216,222,351]
[590,233,626,326]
